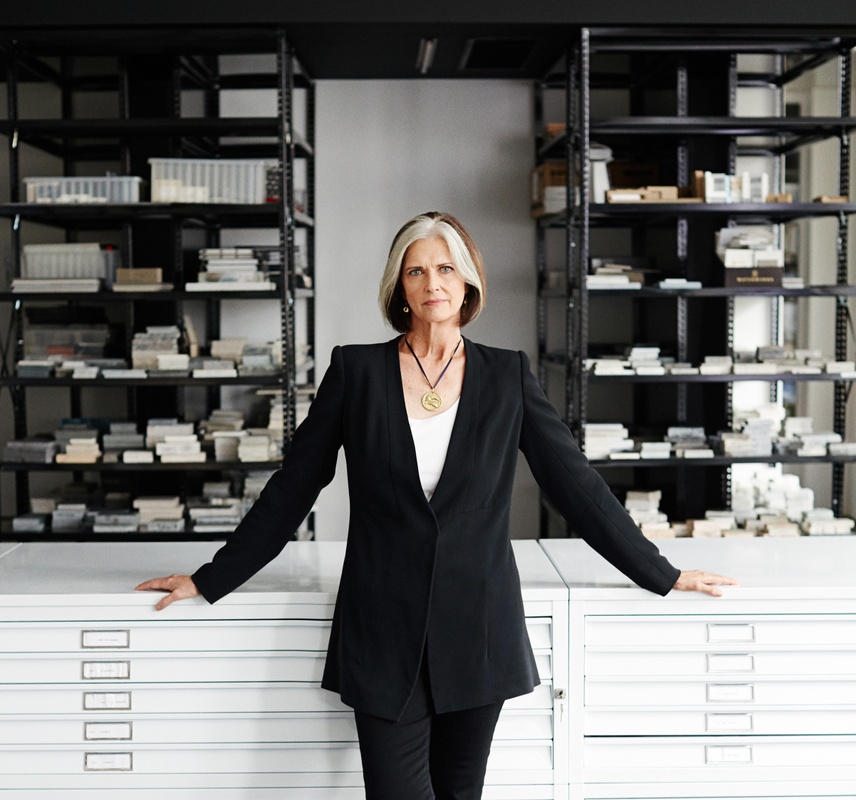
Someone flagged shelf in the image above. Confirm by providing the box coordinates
[0,375,285,388]
[592,116,856,137]
[0,460,281,472]
[0,203,315,229]
[0,118,313,158]
[0,288,314,302]
[543,285,856,299]
[539,117,856,159]
[589,453,856,468]
[586,285,856,298]
[586,372,856,384]
[0,530,233,543]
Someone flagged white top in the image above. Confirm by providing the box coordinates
[408,398,460,500]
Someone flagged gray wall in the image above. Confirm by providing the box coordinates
[312,79,539,538]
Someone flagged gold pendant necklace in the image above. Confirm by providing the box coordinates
[404,337,462,412]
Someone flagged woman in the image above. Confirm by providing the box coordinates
[137,211,735,800]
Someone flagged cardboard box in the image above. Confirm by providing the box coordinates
[724,267,783,288]
[530,162,568,217]
[115,268,163,284]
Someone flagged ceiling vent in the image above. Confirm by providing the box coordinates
[459,38,536,72]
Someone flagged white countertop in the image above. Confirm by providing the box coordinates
[0,538,566,604]
[540,536,856,600]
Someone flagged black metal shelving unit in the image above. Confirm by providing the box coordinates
[535,27,856,535]
[0,28,316,541]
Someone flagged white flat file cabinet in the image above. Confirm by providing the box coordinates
[0,539,569,799]
[540,537,856,800]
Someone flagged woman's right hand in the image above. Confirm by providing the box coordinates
[135,574,200,611]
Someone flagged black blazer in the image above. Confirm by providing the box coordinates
[192,337,680,721]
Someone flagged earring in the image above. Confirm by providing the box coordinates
[403,305,410,313]
[464,296,468,305]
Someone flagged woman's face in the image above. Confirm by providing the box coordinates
[400,237,468,328]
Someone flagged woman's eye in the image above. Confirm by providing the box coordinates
[440,265,453,273]
[407,268,423,276]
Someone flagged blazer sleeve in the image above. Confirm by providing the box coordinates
[517,351,680,596]
[191,346,346,603]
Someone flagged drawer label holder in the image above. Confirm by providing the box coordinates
[82,661,131,680]
[83,692,132,711]
[81,630,130,649]
[84,752,133,771]
[84,722,133,741]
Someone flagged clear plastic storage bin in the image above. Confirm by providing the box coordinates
[21,243,119,282]
[24,176,142,204]
[149,158,278,204]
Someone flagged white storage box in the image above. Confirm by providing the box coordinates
[22,243,119,281]
[24,176,142,204]
[149,158,277,204]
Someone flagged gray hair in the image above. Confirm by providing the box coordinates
[379,211,487,332]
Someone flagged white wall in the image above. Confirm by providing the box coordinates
[312,79,539,538]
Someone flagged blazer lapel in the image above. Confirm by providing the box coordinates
[385,336,480,522]
[385,337,431,514]
[428,337,479,520]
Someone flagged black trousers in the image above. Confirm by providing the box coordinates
[353,655,504,800]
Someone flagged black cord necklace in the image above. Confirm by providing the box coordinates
[404,337,462,412]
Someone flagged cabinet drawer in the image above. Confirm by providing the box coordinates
[526,618,552,649]
[0,620,332,653]
[0,740,552,777]
[586,648,856,677]
[0,618,548,654]
[585,678,856,707]
[0,709,552,746]
[583,735,856,774]
[0,652,325,684]
[584,707,856,736]
[533,650,552,680]
[586,615,856,647]
[0,682,345,715]
[0,713,358,746]
[0,742,364,775]
[0,680,555,716]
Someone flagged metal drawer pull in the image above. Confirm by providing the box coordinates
[81,630,130,649]
[82,661,130,680]
[83,692,132,711]
[707,653,755,673]
[707,683,754,702]
[84,752,133,771]
[705,745,752,764]
[706,713,753,732]
[84,722,133,741]
[707,623,755,643]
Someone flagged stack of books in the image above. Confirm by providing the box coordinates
[56,438,102,464]
[93,511,140,534]
[583,423,634,460]
[187,498,243,534]
[102,422,145,463]
[51,504,88,532]
[155,434,205,463]
[133,496,186,533]
[186,248,277,292]
[132,326,181,370]
[145,419,195,448]
[238,434,275,462]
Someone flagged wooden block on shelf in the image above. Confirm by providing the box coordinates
[115,268,164,284]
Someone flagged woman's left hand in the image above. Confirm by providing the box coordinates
[673,570,738,597]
